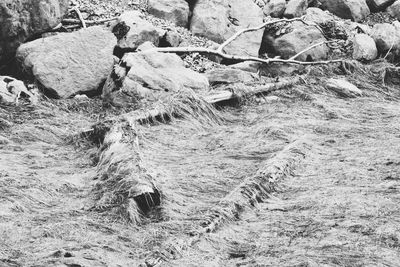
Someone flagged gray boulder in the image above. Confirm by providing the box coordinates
[17,26,117,99]
[103,51,209,104]
[272,21,329,61]
[319,0,370,22]
[284,0,308,18]
[352,33,378,61]
[112,11,160,51]
[326,78,363,98]
[0,0,69,66]
[190,0,263,57]
[263,0,286,18]
[148,0,190,28]
[305,7,335,25]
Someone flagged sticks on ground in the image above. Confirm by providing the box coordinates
[150,17,342,67]
[201,136,312,233]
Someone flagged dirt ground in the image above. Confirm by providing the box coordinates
[1,72,400,267]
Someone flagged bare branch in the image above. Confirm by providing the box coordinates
[216,17,305,53]
[149,46,342,66]
[73,7,87,28]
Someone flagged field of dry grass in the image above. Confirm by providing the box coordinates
[1,65,400,266]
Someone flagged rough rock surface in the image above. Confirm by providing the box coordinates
[387,0,400,20]
[263,0,286,17]
[104,51,209,103]
[283,0,308,18]
[0,0,69,66]
[305,7,335,25]
[352,33,378,61]
[112,11,160,50]
[326,78,363,97]
[272,21,329,61]
[17,26,116,98]
[319,0,370,22]
[190,0,263,57]
[148,0,190,28]
[206,68,258,85]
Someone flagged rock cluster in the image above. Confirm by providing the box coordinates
[0,0,398,100]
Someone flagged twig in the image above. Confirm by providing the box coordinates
[62,17,118,25]
[73,7,87,28]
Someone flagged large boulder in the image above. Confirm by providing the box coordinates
[304,7,335,25]
[17,26,117,98]
[352,33,378,61]
[284,0,308,18]
[0,0,69,67]
[272,21,329,61]
[319,0,370,22]
[103,51,209,104]
[263,0,287,18]
[148,0,190,28]
[190,0,263,57]
[112,11,160,51]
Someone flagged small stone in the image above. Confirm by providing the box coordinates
[352,34,378,61]
[326,79,363,98]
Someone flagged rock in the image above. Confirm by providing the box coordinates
[0,135,9,145]
[190,0,263,57]
[230,61,262,73]
[263,0,286,18]
[137,41,156,52]
[387,0,400,20]
[326,78,363,98]
[160,31,182,47]
[272,21,329,61]
[0,76,37,104]
[17,26,116,99]
[367,0,396,10]
[206,68,258,85]
[352,34,378,61]
[305,7,335,25]
[112,11,160,51]
[0,0,69,66]
[319,0,370,22]
[103,51,209,104]
[284,0,308,18]
[148,0,190,27]
[371,23,400,57]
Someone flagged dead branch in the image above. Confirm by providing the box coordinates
[217,17,304,53]
[149,17,342,66]
[202,136,311,233]
[62,17,118,25]
[73,7,87,28]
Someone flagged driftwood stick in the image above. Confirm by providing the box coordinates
[73,7,87,28]
[150,47,342,66]
[62,17,118,25]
